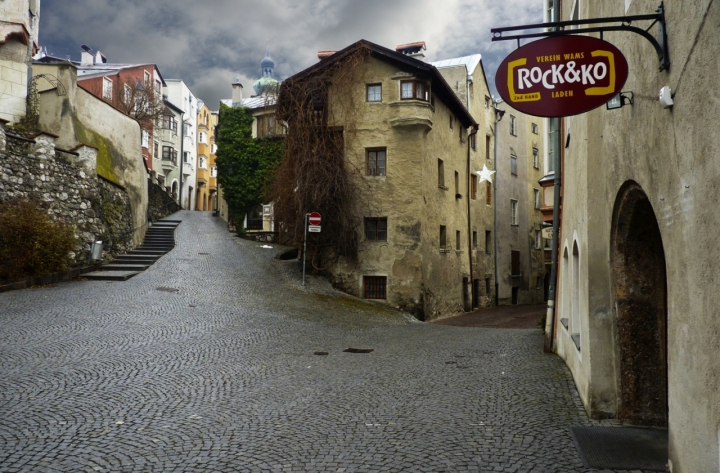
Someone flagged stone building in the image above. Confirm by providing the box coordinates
[279,40,496,319]
[0,0,40,124]
[541,1,720,471]
[494,100,546,305]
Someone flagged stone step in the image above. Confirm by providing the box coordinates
[114,256,160,263]
[84,270,141,281]
[102,264,150,271]
[130,250,168,255]
[142,237,175,242]
[137,246,174,251]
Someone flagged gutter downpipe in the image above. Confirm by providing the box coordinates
[467,123,479,310]
[178,116,185,210]
[544,120,562,353]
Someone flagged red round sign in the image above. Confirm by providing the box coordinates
[495,35,629,117]
[308,212,321,226]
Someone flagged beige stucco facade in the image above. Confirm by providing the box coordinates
[303,47,494,320]
[0,0,40,123]
[495,104,546,305]
[546,1,720,472]
[33,61,148,246]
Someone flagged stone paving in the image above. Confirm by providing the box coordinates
[0,211,649,472]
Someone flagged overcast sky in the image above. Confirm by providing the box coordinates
[39,0,542,109]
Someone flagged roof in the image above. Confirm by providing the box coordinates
[281,39,476,128]
[396,41,427,53]
[430,54,482,75]
[221,95,277,110]
[35,56,167,85]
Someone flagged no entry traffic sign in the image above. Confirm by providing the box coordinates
[308,212,321,226]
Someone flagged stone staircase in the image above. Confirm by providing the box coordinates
[84,219,180,281]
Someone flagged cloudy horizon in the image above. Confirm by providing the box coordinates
[39,0,542,109]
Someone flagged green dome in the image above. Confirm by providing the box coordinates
[253,76,279,95]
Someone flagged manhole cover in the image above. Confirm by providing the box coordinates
[156,287,179,293]
[343,348,373,353]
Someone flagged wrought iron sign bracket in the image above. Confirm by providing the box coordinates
[491,2,669,71]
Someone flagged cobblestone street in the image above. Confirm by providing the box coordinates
[1,212,626,472]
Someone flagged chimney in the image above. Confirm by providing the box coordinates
[396,41,427,62]
[231,78,243,104]
[317,51,337,60]
[95,50,107,64]
[80,44,93,66]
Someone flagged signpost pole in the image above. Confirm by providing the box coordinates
[302,213,308,287]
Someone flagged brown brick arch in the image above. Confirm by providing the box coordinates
[611,181,668,427]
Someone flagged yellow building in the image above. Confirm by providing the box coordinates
[195,101,216,211]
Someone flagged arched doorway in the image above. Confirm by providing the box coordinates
[611,182,667,427]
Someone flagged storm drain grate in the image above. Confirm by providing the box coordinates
[570,426,668,471]
[156,287,179,293]
[343,348,373,354]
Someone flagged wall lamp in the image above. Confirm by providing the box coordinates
[607,91,634,110]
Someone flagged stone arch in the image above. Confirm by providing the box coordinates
[611,181,668,427]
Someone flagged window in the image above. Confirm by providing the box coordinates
[473,231,478,248]
[144,70,151,86]
[183,152,190,163]
[533,147,539,169]
[366,148,386,176]
[198,156,207,169]
[210,166,217,178]
[511,250,521,276]
[366,84,382,102]
[486,277,491,294]
[162,146,174,161]
[363,276,387,299]
[535,230,542,249]
[365,217,387,241]
[486,181,492,205]
[141,130,149,148]
[123,84,131,105]
[511,199,518,225]
[449,116,454,130]
[199,131,207,144]
[534,188,541,209]
[102,77,112,100]
[469,133,476,150]
[531,122,539,134]
[184,124,191,137]
[510,153,517,175]
[484,96,491,109]
[548,117,560,173]
[211,144,217,154]
[456,230,461,250]
[257,114,276,137]
[485,231,492,254]
[471,174,478,199]
[400,80,429,101]
[154,141,158,158]
[438,159,445,188]
[439,225,447,249]
[510,115,517,136]
[454,171,460,196]
[155,80,161,96]
[486,135,491,159]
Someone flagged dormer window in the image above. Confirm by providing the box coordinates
[400,80,429,101]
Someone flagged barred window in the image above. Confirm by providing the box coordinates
[363,276,387,299]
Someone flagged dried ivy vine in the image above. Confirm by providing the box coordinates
[270,48,371,270]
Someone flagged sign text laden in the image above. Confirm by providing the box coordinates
[496,35,629,117]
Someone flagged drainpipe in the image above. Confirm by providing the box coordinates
[178,116,185,210]
[544,117,562,353]
[25,12,35,100]
[467,123,479,309]
[492,101,503,307]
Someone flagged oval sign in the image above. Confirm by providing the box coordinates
[495,35,629,117]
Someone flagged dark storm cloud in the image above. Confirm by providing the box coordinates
[39,0,541,108]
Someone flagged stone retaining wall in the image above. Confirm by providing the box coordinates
[148,179,180,222]
[0,125,134,265]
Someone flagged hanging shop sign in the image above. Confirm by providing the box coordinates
[495,35,629,117]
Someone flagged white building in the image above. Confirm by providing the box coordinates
[164,80,198,210]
